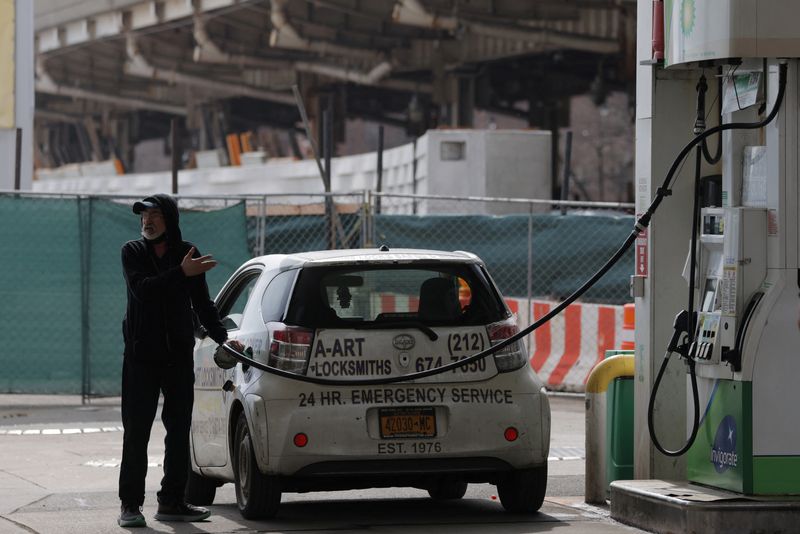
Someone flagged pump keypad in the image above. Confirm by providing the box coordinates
[694,313,720,362]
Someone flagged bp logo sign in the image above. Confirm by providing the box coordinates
[710,415,738,473]
[681,0,696,36]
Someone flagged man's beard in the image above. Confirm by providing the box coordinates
[142,229,167,243]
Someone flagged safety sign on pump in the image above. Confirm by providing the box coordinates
[635,217,648,277]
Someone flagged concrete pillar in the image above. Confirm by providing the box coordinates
[456,74,475,127]
[633,0,719,480]
[0,0,33,190]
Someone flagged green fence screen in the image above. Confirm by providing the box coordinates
[0,194,632,395]
[0,197,250,395]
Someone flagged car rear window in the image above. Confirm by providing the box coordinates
[285,263,508,328]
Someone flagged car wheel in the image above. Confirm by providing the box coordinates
[497,465,547,513]
[185,467,217,506]
[234,413,281,519]
[427,478,468,500]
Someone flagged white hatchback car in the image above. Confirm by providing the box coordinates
[188,248,551,519]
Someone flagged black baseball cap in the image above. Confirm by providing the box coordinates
[132,196,159,214]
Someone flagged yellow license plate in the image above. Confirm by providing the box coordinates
[379,407,436,438]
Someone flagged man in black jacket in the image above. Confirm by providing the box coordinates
[118,194,243,527]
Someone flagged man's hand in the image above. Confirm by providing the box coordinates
[181,246,218,277]
[213,340,247,369]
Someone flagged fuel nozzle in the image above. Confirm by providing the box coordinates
[668,309,693,358]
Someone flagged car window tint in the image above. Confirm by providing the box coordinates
[261,269,296,322]
[219,271,260,329]
[286,263,507,327]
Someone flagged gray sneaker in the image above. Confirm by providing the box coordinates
[154,501,211,522]
[118,504,146,527]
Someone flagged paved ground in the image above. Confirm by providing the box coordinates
[0,394,645,534]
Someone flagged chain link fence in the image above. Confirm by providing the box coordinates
[0,190,633,397]
[371,193,635,303]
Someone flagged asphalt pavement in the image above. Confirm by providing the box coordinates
[0,394,645,534]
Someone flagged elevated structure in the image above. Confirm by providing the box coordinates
[32,0,636,195]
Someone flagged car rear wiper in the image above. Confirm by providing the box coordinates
[355,321,438,341]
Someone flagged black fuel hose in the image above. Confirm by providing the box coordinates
[698,73,723,165]
[221,62,788,388]
[647,147,703,457]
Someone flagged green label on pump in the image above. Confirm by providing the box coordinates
[687,380,752,493]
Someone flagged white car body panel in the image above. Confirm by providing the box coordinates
[190,248,551,491]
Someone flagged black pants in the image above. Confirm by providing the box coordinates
[118,357,194,507]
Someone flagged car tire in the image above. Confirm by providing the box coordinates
[497,465,547,513]
[234,413,281,519]
[427,478,468,500]
[185,467,217,506]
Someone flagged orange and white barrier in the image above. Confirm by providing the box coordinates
[371,292,630,392]
[505,298,629,392]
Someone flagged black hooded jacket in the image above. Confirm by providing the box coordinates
[121,194,227,365]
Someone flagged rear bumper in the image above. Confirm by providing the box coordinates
[250,369,551,481]
[283,457,523,492]
[294,457,512,477]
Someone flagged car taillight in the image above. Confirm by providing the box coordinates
[487,317,527,372]
[268,325,313,374]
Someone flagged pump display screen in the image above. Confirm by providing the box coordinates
[701,279,717,312]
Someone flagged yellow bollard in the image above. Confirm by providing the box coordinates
[585,354,635,504]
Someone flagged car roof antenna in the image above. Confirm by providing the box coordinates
[378,244,390,251]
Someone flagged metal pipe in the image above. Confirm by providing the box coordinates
[560,130,573,215]
[291,85,327,188]
[14,128,22,191]
[295,61,392,86]
[373,191,634,209]
[4,188,632,210]
[526,202,533,353]
[376,125,384,215]
[258,195,266,257]
[324,104,332,192]
[78,196,93,404]
[171,118,180,194]
[411,138,418,215]
[35,79,186,116]
[323,102,334,248]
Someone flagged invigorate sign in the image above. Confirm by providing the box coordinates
[711,415,739,473]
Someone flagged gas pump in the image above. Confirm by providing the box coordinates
[688,206,766,377]
[646,49,800,494]
[679,60,800,493]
